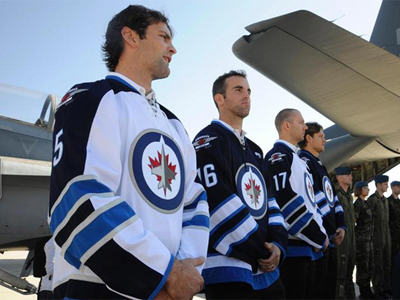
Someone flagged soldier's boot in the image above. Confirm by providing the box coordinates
[359,286,372,299]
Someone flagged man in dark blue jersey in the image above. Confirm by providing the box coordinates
[298,122,346,299]
[49,5,209,300]
[264,109,328,299]
[194,70,287,299]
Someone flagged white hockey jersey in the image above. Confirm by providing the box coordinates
[49,73,209,300]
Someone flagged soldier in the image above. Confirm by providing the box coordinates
[368,175,392,299]
[334,167,356,300]
[388,181,400,270]
[353,181,378,299]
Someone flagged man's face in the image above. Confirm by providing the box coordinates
[220,76,251,119]
[308,129,326,154]
[288,111,308,144]
[378,182,389,193]
[391,185,400,195]
[137,22,176,80]
[337,173,353,186]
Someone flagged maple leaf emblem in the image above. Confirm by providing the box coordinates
[307,181,314,198]
[326,184,332,199]
[244,169,261,207]
[148,143,177,196]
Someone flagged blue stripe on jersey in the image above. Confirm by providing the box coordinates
[50,178,112,233]
[210,194,236,216]
[210,204,246,236]
[287,211,313,236]
[272,241,287,261]
[268,198,280,210]
[182,214,209,228]
[105,75,141,95]
[203,266,279,290]
[148,254,174,300]
[315,191,326,204]
[335,206,344,213]
[64,201,135,269]
[184,190,207,210]
[268,213,285,226]
[214,215,258,255]
[281,196,304,219]
[286,245,313,257]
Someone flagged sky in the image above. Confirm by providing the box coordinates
[1,0,397,193]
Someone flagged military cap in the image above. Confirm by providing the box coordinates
[354,181,368,188]
[391,181,400,186]
[374,175,389,183]
[334,166,352,175]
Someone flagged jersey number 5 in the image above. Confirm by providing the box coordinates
[197,164,217,188]
[53,129,64,167]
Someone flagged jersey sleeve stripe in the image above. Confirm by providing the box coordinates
[214,215,258,255]
[281,195,305,219]
[318,203,331,216]
[335,206,344,213]
[184,190,206,210]
[287,211,313,236]
[315,191,326,204]
[61,200,137,269]
[50,176,113,233]
[182,214,210,229]
[268,213,285,226]
[210,194,245,231]
[268,198,280,210]
[210,204,246,235]
[210,194,237,216]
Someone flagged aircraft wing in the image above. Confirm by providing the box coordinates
[233,10,400,139]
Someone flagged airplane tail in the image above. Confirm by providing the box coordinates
[370,0,400,57]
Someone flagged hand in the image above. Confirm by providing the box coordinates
[154,288,173,300]
[164,257,205,300]
[258,242,281,272]
[332,228,345,246]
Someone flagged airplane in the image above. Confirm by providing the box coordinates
[0,83,55,294]
[232,0,400,183]
[0,0,398,296]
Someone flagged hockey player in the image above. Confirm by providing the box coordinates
[298,122,346,299]
[264,109,328,299]
[49,5,209,300]
[193,70,287,299]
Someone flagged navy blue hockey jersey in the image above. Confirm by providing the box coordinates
[194,120,287,290]
[299,150,346,245]
[264,141,327,258]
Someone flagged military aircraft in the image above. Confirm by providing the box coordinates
[0,83,55,294]
[233,0,400,183]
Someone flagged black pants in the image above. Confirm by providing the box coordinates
[280,257,312,299]
[205,279,285,300]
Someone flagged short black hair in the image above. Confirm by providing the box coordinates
[274,108,299,132]
[102,5,170,71]
[212,70,247,110]
[298,122,323,149]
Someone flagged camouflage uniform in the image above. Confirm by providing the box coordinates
[388,195,400,268]
[354,198,374,291]
[336,187,356,300]
[367,191,392,297]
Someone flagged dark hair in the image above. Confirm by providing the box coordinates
[354,186,363,197]
[212,70,247,110]
[298,122,323,149]
[102,5,170,71]
[274,108,299,132]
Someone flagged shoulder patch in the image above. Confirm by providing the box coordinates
[301,157,310,164]
[193,135,217,150]
[58,87,88,109]
[268,152,286,164]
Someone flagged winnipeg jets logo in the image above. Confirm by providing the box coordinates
[244,169,261,208]
[304,173,316,206]
[57,87,88,109]
[323,176,335,207]
[129,130,185,213]
[193,136,217,150]
[148,140,177,196]
[268,152,286,164]
[236,164,267,219]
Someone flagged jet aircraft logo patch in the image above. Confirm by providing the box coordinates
[236,163,267,220]
[129,130,185,213]
[322,176,335,207]
[268,152,286,164]
[193,135,217,150]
